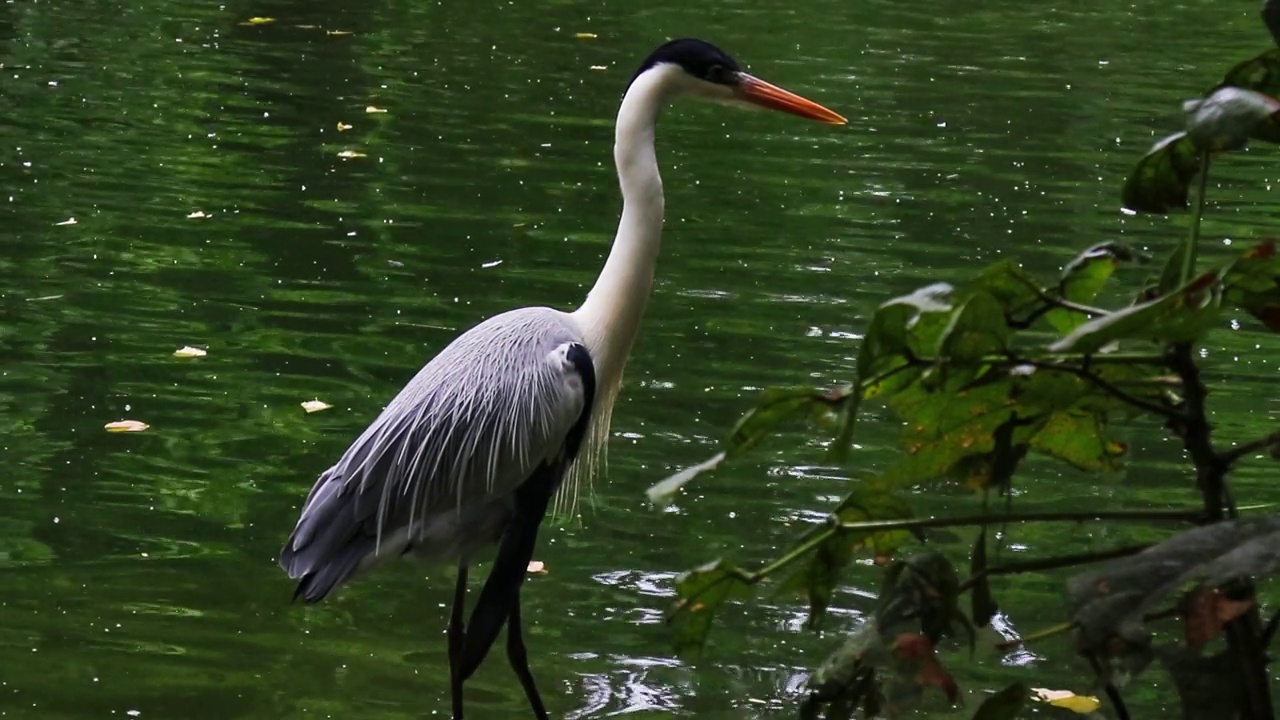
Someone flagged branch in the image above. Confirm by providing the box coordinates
[836,508,1202,535]
[1025,359,1183,420]
[959,543,1149,594]
[1219,431,1280,467]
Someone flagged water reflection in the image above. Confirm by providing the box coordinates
[0,0,1274,718]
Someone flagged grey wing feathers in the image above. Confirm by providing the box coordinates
[279,307,589,601]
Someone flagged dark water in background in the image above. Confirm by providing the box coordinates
[1,1,1276,717]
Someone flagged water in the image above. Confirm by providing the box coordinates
[1,1,1276,717]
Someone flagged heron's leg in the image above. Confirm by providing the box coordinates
[506,597,549,720]
[449,562,469,720]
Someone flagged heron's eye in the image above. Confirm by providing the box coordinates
[705,63,734,85]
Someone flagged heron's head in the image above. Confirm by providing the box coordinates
[628,38,846,125]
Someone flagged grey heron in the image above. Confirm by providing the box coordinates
[278,37,845,719]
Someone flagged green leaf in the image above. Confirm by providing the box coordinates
[1183,86,1280,151]
[669,560,752,658]
[1067,514,1280,656]
[1046,242,1138,334]
[778,483,916,627]
[968,260,1043,317]
[1120,131,1202,214]
[970,528,999,630]
[1222,239,1280,331]
[858,282,955,379]
[1029,411,1127,472]
[972,682,1030,720]
[939,291,1010,362]
[1048,271,1222,353]
[1158,237,1194,295]
[1223,49,1280,97]
[883,374,1016,487]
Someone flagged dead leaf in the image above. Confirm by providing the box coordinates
[574,32,598,39]
[589,65,608,71]
[301,399,332,414]
[326,29,352,36]
[1031,687,1102,714]
[173,346,207,358]
[55,218,76,226]
[365,105,388,114]
[336,150,367,159]
[1181,586,1255,650]
[336,121,353,132]
[527,560,547,575]
[240,16,275,25]
[105,420,149,433]
[186,210,207,219]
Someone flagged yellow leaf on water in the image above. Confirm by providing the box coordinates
[105,420,149,433]
[1032,688,1102,714]
[173,346,207,358]
[336,150,367,159]
[365,105,388,114]
[526,561,547,575]
[294,24,320,30]
[301,399,332,414]
[55,218,76,226]
[589,65,608,71]
[186,210,207,219]
[336,121,353,132]
[241,17,275,25]
[574,32,598,39]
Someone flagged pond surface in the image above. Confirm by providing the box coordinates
[2,1,1277,718]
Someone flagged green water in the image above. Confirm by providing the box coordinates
[2,1,1277,718]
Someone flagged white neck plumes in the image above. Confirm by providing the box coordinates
[558,64,680,512]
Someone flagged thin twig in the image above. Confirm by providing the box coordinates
[836,509,1202,535]
[1219,431,1280,467]
[958,543,1150,594]
[1023,359,1182,420]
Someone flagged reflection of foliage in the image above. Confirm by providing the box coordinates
[652,32,1280,720]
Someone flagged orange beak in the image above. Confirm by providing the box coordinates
[736,73,847,125]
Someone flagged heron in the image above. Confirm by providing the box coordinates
[278,37,845,719]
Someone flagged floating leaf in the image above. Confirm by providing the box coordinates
[1184,86,1280,152]
[574,32,598,39]
[973,682,1029,720]
[172,345,207,358]
[1031,687,1102,714]
[105,420,149,433]
[1121,131,1201,213]
[326,29,352,36]
[336,121,353,131]
[365,105,388,114]
[186,210,208,219]
[55,217,77,226]
[589,65,608,71]
[240,16,275,25]
[669,560,751,658]
[336,149,367,159]
[526,560,547,575]
[301,399,332,413]
[645,451,725,506]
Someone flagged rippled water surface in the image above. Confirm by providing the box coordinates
[2,1,1277,718]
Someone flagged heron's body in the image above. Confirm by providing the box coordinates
[278,38,844,719]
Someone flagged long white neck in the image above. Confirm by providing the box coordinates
[571,65,676,386]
